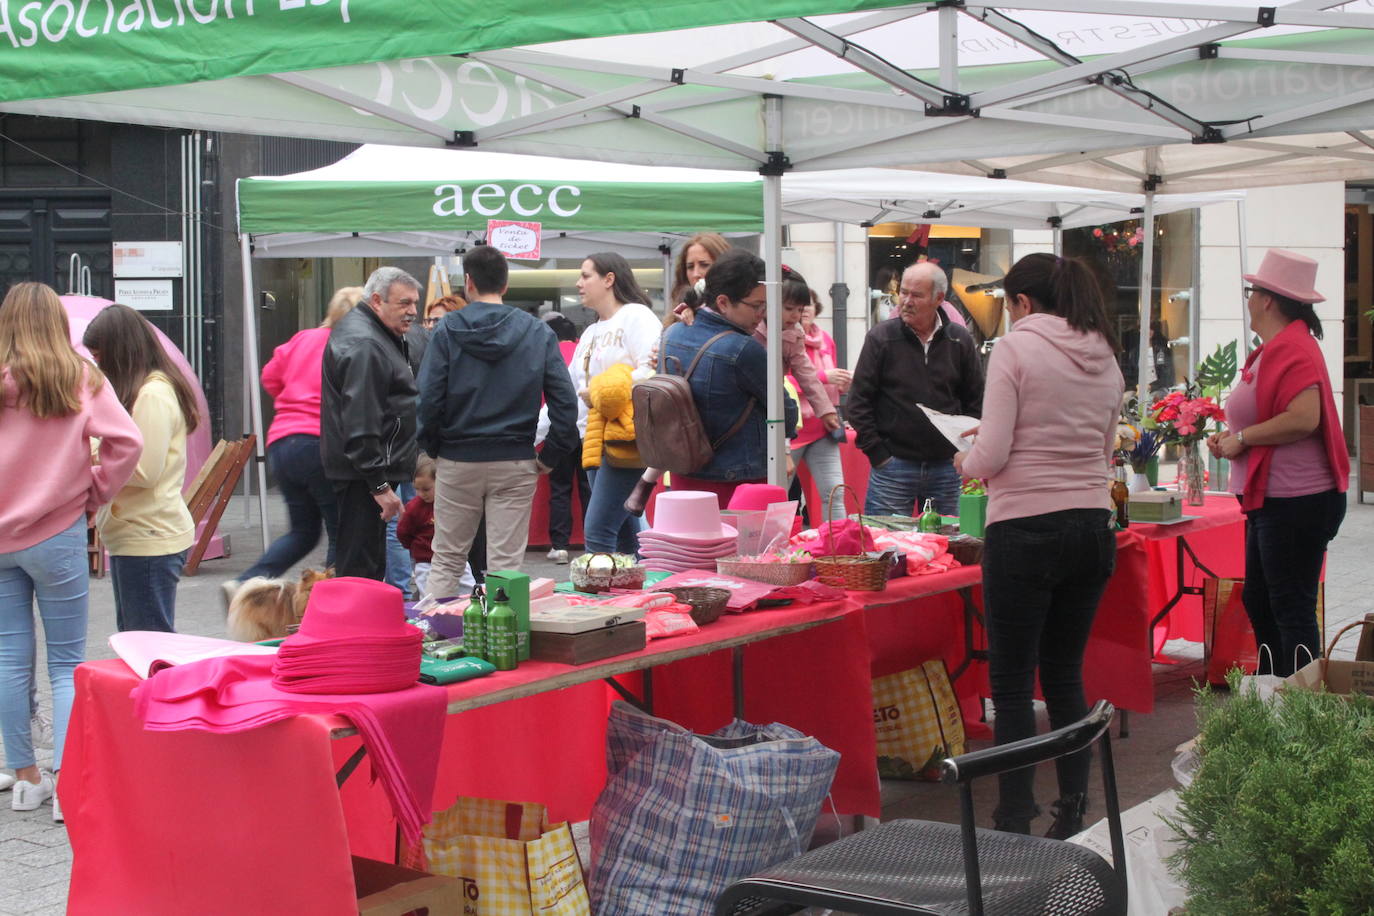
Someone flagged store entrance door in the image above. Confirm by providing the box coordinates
[0,190,113,298]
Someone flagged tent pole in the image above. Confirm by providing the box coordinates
[764,95,786,488]
[939,3,958,91]
[1053,225,1063,257]
[831,221,849,366]
[1238,197,1253,354]
[1137,191,1156,404]
[239,232,271,549]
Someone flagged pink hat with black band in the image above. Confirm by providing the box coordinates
[1244,248,1325,304]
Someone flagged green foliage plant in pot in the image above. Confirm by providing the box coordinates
[1166,671,1374,914]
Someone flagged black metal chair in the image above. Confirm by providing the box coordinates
[716,700,1127,916]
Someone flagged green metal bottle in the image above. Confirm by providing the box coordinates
[917,498,942,533]
[486,587,518,671]
[463,585,487,662]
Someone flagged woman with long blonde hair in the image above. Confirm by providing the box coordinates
[0,282,141,818]
[84,304,201,633]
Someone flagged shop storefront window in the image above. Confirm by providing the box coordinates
[1064,210,1198,397]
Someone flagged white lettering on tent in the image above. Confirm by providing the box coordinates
[400,57,452,121]
[39,0,73,40]
[0,0,346,46]
[14,2,40,45]
[456,61,508,128]
[470,183,505,217]
[509,184,543,217]
[146,0,174,29]
[115,0,142,31]
[433,184,468,218]
[548,185,581,218]
[184,0,214,23]
[73,0,111,35]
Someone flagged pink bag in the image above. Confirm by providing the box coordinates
[798,520,876,557]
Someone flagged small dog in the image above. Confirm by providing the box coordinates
[226,568,333,642]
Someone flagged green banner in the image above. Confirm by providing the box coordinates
[0,0,922,103]
[238,177,764,234]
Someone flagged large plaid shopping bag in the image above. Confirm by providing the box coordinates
[417,796,591,916]
[1202,577,1326,684]
[872,659,965,781]
[589,701,840,916]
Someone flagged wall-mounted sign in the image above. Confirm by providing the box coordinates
[113,241,183,278]
[486,220,541,261]
[115,279,175,312]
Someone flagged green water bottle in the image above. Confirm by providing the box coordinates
[486,587,518,671]
[917,498,942,533]
[463,585,487,662]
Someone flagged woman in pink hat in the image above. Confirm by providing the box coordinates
[1207,248,1348,676]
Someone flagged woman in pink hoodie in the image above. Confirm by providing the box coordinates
[0,282,141,817]
[232,287,362,593]
[956,253,1124,840]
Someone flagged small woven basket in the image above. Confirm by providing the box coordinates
[813,484,889,592]
[570,552,646,594]
[716,557,814,586]
[663,586,731,626]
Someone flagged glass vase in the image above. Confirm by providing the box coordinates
[1176,441,1206,506]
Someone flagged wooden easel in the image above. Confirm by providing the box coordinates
[183,435,256,575]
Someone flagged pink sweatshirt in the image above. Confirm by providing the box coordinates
[754,322,835,441]
[795,325,842,447]
[0,367,143,553]
[960,313,1124,526]
[261,326,330,445]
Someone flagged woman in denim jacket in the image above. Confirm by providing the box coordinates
[661,250,795,506]
[955,253,1124,840]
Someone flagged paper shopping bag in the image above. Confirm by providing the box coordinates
[418,796,590,916]
[1204,578,1325,684]
[872,660,966,781]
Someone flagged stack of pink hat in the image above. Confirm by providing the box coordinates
[273,577,424,694]
[638,491,739,573]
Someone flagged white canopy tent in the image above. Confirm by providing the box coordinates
[7,0,1371,506]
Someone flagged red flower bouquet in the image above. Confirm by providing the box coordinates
[1146,385,1225,445]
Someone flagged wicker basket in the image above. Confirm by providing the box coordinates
[663,587,731,626]
[716,557,814,586]
[813,484,890,592]
[570,552,646,594]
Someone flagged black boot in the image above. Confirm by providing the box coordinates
[1044,794,1087,840]
[992,815,1032,835]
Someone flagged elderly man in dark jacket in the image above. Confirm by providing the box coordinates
[321,266,421,579]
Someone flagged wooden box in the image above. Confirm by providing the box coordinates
[530,620,647,666]
[1130,490,1183,523]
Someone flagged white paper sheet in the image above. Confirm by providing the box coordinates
[919,404,980,450]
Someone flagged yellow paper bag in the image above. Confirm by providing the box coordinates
[872,660,966,781]
[420,797,590,916]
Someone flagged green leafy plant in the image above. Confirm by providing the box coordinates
[1194,340,1239,400]
[1166,672,1374,915]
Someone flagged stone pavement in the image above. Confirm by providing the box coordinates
[3,487,1371,914]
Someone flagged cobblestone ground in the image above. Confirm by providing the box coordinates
[3,487,1371,914]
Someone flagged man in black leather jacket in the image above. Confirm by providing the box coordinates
[321,266,422,579]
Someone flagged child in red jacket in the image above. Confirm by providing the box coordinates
[398,456,475,598]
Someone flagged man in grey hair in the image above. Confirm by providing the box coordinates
[321,266,422,579]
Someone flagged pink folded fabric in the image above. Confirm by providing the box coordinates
[131,654,445,845]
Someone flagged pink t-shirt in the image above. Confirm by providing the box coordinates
[1224,353,1334,498]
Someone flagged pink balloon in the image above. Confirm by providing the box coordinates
[61,295,214,496]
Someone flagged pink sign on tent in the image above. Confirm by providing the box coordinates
[62,295,225,562]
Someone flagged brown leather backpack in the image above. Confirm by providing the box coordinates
[632,330,756,476]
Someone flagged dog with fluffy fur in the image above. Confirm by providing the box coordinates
[226,568,332,642]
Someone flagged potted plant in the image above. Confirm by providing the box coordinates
[1167,673,1374,913]
[1194,341,1239,490]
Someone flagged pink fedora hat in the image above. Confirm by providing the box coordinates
[644,490,737,542]
[282,577,419,647]
[1244,248,1325,304]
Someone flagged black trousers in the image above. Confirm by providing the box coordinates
[332,479,391,581]
[982,507,1115,824]
[547,439,590,551]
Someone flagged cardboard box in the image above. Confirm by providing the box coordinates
[1286,657,1374,698]
[353,855,464,916]
[484,570,531,661]
[1130,490,1182,523]
[530,620,646,665]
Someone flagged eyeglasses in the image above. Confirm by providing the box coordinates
[422,317,441,329]
[737,296,769,312]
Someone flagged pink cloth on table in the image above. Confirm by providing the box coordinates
[131,653,446,846]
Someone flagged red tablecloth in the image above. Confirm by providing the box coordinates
[63,599,878,914]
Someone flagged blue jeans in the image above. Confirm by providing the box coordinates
[982,508,1115,824]
[385,481,417,595]
[584,461,645,555]
[110,550,188,632]
[1243,489,1345,676]
[792,436,846,519]
[241,434,339,580]
[0,516,88,771]
[863,456,960,517]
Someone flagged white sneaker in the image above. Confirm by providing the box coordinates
[220,579,241,612]
[0,771,14,792]
[11,772,54,811]
[547,548,570,564]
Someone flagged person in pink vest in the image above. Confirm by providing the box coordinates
[226,287,363,604]
[0,282,141,819]
[1208,248,1348,676]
